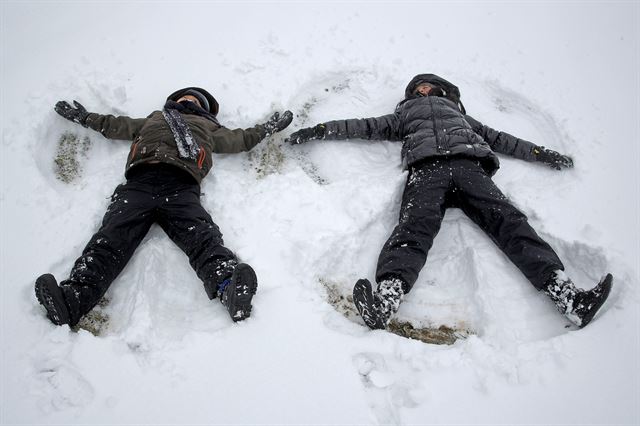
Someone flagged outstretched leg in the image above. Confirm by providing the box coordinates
[451,159,612,326]
[36,181,155,325]
[452,159,563,289]
[356,160,450,330]
[156,182,238,299]
[156,180,256,320]
[375,160,450,292]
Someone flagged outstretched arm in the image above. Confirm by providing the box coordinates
[212,110,293,153]
[55,100,146,141]
[287,113,400,144]
[465,114,573,170]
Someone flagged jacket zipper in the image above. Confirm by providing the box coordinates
[430,97,441,153]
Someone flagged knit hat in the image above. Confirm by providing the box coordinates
[167,87,219,116]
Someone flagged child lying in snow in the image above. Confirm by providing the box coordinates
[36,87,293,327]
[287,73,612,330]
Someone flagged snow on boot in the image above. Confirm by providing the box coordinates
[544,270,613,328]
[218,263,257,322]
[376,278,404,323]
[35,274,71,326]
[204,259,238,300]
[353,278,404,330]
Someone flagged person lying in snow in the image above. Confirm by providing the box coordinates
[36,87,293,327]
[287,74,612,330]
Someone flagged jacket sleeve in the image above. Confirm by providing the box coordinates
[211,126,264,153]
[465,114,538,162]
[84,113,147,141]
[323,113,401,141]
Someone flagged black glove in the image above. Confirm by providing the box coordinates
[286,124,326,145]
[260,111,293,137]
[533,146,574,170]
[55,100,90,127]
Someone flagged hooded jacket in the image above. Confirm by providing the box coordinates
[84,88,264,183]
[321,75,538,175]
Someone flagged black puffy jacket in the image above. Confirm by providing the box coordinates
[322,94,538,176]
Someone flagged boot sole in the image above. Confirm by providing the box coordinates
[353,279,386,330]
[226,263,257,322]
[579,273,613,328]
[35,274,70,326]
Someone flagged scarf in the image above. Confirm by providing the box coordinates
[162,100,220,160]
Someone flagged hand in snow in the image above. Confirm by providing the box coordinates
[55,100,90,127]
[286,124,326,145]
[260,111,294,138]
[534,146,574,170]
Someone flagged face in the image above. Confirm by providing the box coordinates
[176,95,201,107]
[415,83,436,96]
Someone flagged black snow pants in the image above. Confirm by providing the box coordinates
[376,157,564,293]
[60,164,237,322]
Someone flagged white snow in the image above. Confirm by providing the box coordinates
[1,2,639,425]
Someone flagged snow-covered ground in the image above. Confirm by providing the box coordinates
[1,2,639,425]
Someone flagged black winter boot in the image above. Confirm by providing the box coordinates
[353,278,404,330]
[35,274,72,326]
[544,270,613,328]
[204,259,238,300]
[218,263,257,322]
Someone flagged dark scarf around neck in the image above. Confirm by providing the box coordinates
[162,100,222,161]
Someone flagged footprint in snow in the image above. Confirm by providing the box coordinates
[353,352,425,425]
[34,364,95,413]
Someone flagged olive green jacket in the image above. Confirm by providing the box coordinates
[85,111,264,183]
